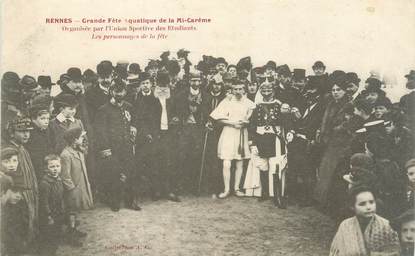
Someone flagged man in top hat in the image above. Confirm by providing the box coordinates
[400,70,415,131]
[146,71,181,201]
[215,57,228,75]
[94,79,141,211]
[312,61,326,76]
[1,72,23,131]
[2,117,39,245]
[85,61,113,122]
[37,75,55,97]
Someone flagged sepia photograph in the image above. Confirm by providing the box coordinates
[1,0,414,255]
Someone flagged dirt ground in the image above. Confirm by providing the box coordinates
[57,196,336,256]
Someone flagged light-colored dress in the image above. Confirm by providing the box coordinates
[210,96,256,160]
[330,215,399,256]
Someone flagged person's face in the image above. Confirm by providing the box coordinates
[279,74,291,85]
[247,83,258,94]
[98,75,113,88]
[374,105,389,119]
[190,78,202,90]
[32,113,50,130]
[67,80,84,94]
[73,133,85,148]
[47,159,61,178]
[347,83,359,96]
[291,107,301,119]
[353,191,376,218]
[1,155,18,173]
[293,79,306,91]
[228,67,237,78]
[83,81,93,91]
[281,103,291,114]
[332,85,346,101]
[401,220,415,244]
[12,130,30,144]
[313,67,325,76]
[140,79,152,93]
[407,166,415,184]
[212,82,223,94]
[260,84,273,98]
[39,87,51,96]
[149,67,158,77]
[265,68,276,77]
[216,63,226,73]
[61,106,76,118]
[232,84,245,99]
[406,77,415,89]
[112,89,127,102]
[365,92,379,104]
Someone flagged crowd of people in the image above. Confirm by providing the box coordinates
[1,49,414,255]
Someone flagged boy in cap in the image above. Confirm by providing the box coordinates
[215,57,228,75]
[26,95,54,179]
[2,117,39,250]
[50,93,85,154]
[372,97,392,120]
[1,146,31,255]
[94,79,142,211]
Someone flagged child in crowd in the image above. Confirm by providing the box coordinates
[60,127,93,242]
[391,209,415,256]
[39,154,80,254]
[330,186,399,255]
[1,147,29,256]
[49,93,85,154]
[26,96,54,179]
[403,159,415,212]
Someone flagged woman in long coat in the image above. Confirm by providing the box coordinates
[313,75,354,210]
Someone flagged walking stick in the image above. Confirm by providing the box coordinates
[198,130,209,196]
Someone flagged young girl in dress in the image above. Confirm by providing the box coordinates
[210,80,256,198]
[330,186,399,256]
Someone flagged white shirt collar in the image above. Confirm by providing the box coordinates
[56,113,75,123]
[190,87,200,96]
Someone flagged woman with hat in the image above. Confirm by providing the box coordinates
[314,73,354,212]
[391,209,415,256]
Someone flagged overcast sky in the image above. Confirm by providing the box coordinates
[1,0,415,101]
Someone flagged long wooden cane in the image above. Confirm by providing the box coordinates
[198,131,209,196]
